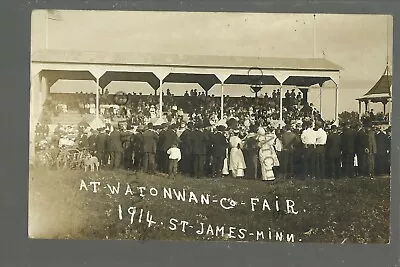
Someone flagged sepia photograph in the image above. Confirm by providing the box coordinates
[29,10,392,243]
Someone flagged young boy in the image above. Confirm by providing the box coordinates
[166,143,181,178]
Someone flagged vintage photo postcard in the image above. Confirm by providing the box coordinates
[29,10,392,243]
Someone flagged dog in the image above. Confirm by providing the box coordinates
[84,155,100,172]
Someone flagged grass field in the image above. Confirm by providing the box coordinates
[28,167,390,244]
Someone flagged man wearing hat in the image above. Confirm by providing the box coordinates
[161,124,179,174]
[109,126,124,169]
[132,125,144,171]
[280,124,299,179]
[211,125,228,178]
[96,127,109,166]
[203,120,214,177]
[156,123,168,173]
[243,124,260,179]
[179,121,194,175]
[301,121,317,179]
[385,126,391,174]
[87,129,98,156]
[326,125,341,179]
[375,126,390,176]
[341,123,356,178]
[314,120,327,179]
[190,122,209,178]
[356,122,370,177]
[365,124,377,178]
[142,123,159,174]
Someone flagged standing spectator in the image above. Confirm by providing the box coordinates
[190,123,209,179]
[229,130,246,178]
[385,126,391,174]
[375,127,389,176]
[142,123,159,174]
[365,125,377,178]
[161,124,179,173]
[211,125,229,178]
[280,125,299,179]
[121,130,134,170]
[356,125,369,177]
[203,124,214,177]
[257,127,280,181]
[243,125,260,179]
[341,123,356,178]
[157,123,167,172]
[132,127,144,171]
[109,126,124,169]
[301,121,317,179]
[314,121,327,179]
[96,128,109,166]
[179,122,193,175]
[87,129,97,155]
[290,89,296,100]
[166,143,181,178]
[326,125,341,179]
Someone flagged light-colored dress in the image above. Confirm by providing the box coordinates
[229,136,246,177]
[258,133,280,181]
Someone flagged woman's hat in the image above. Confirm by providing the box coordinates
[216,125,226,131]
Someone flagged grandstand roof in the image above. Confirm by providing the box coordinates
[31,49,342,71]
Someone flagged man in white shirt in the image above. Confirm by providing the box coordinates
[301,121,317,179]
[315,121,328,179]
[167,143,181,178]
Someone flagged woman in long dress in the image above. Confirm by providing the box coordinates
[229,130,246,178]
[257,127,280,181]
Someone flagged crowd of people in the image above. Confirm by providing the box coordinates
[43,88,323,128]
[37,116,390,181]
[35,89,391,180]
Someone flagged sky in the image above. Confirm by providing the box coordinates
[31,10,393,120]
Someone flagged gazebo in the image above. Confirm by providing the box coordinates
[357,65,392,123]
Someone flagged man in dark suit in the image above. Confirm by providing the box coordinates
[142,123,159,174]
[365,125,377,178]
[161,124,179,173]
[121,129,134,170]
[132,127,144,171]
[375,127,389,176]
[211,125,228,178]
[203,122,214,177]
[280,125,299,179]
[109,126,124,169]
[356,124,369,177]
[190,123,209,178]
[242,124,259,179]
[341,124,356,178]
[326,125,341,179]
[96,128,109,166]
[157,123,167,172]
[179,122,193,175]
[87,129,97,155]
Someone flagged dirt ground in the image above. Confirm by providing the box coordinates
[28,167,390,244]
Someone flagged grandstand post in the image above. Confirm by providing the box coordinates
[220,82,224,119]
[279,83,283,124]
[335,83,339,121]
[95,77,100,118]
[388,99,392,125]
[159,79,163,118]
[319,86,323,117]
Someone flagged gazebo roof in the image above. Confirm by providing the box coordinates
[357,92,391,103]
[357,66,392,102]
